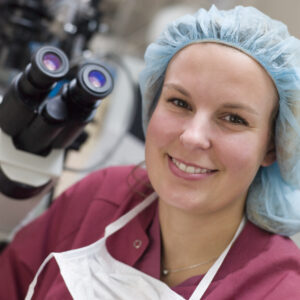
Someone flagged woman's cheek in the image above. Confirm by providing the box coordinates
[219,135,262,172]
[147,110,180,144]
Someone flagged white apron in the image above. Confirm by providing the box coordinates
[25,192,245,300]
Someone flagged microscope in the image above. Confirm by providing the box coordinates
[0,45,113,243]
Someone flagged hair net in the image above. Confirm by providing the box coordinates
[139,5,300,236]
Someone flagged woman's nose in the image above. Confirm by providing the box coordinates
[179,115,212,150]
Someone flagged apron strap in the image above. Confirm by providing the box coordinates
[189,216,246,300]
[25,252,55,300]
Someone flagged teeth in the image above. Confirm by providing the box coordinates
[172,158,212,174]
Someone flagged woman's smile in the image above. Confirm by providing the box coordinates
[168,155,217,180]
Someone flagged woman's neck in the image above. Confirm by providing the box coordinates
[159,199,244,287]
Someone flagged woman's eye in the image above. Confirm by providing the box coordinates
[224,114,248,126]
[168,98,191,110]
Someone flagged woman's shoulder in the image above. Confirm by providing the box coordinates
[222,220,300,274]
[245,220,300,257]
[232,220,300,270]
[7,165,150,256]
[42,165,149,242]
[238,220,300,277]
[208,221,300,299]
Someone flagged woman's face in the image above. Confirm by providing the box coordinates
[145,43,277,215]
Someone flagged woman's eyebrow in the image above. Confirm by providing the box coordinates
[222,103,259,115]
[163,83,191,97]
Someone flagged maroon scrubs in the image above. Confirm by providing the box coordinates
[0,166,299,299]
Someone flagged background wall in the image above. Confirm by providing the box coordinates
[93,0,300,58]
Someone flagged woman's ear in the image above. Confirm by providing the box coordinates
[261,138,276,167]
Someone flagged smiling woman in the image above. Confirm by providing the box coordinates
[1,5,300,300]
[145,42,279,288]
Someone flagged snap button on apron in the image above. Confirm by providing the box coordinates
[133,239,142,249]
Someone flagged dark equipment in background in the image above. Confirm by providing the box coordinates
[0,0,102,63]
[0,0,51,70]
[0,0,103,89]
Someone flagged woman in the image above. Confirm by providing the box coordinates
[1,5,300,299]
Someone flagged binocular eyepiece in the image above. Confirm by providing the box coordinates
[0,45,114,155]
[26,46,70,89]
[64,62,113,109]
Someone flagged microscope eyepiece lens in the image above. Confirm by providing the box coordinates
[26,46,69,89]
[42,53,62,71]
[88,70,106,88]
[65,63,113,108]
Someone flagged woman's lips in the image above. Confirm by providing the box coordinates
[168,155,217,180]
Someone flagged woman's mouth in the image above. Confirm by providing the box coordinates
[168,155,217,180]
[171,157,214,174]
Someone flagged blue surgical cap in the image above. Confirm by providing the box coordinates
[139,5,300,236]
